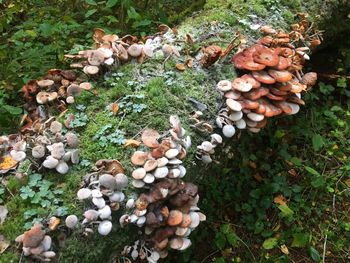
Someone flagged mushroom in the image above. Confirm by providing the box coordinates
[67,84,82,97]
[83,65,99,75]
[32,145,46,159]
[98,220,112,235]
[127,44,143,57]
[65,215,79,229]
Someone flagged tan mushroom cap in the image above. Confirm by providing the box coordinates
[252,71,276,84]
[22,224,45,248]
[232,52,266,71]
[37,79,54,88]
[114,43,128,61]
[83,65,99,75]
[241,74,261,89]
[167,210,183,226]
[180,214,192,228]
[79,82,92,90]
[252,46,279,67]
[36,91,51,104]
[144,159,158,172]
[132,168,146,180]
[272,56,292,70]
[67,84,82,97]
[268,69,293,83]
[88,50,105,66]
[141,128,160,148]
[131,151,149,166]
[127,44,143,57]
[243,87,269,100]
[66,96,75,104]
[232,77,253,92]
[301,72,317,86]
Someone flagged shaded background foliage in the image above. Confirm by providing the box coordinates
[0,0,350,262]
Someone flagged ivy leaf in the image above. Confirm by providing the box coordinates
[291,233,309,248]
[106,0,118,8]
[312,134,324,151]
[262,237,278,249]
[309,246,321,262]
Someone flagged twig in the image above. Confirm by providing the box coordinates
[200,250,220,263]
[322,234,328,263]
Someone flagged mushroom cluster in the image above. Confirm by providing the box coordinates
[195,133,223,164]
[74,159,128,236]
[118,116,205,262]
[0,135,26,174]
[26,118,80,174]
[15,223,55,261]
[21,69,92,132]
[215,24,318,136]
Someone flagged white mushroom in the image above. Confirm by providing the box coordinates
[65,215,79,229]
[77,188,92,200]
[222,125,235,138]
[98,220,112,235]
[43,156,59,169]
[216,80,232,92]
[56,160,69,174]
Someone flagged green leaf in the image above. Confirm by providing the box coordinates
[214,257,226,263]
[85,9,97,18]
[311,176,325,188]
[106,0,118,8]
[304,166,320,176]
[337,77,347,88]
[262,237,278,249]
[312,134,324,151]
[309,246,321,262]
[290,157,302,166]
[291,233,309,248]
[2,104,22,115]
[277,204,294,217]
[215,232,226,250]
[226,232,238,247]
[85,0,97,5]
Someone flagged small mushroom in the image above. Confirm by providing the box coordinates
[132,168,146,180]
[127,44,143,57]
[37,79,54,88]
[216,80,232,92]
[167,210,183,226]
[65,215,78,229]
[131,151,149,166]
[83,65,99,75]
[222,125,235,138]
[77,188,92,200]
[100,173,117,189]
[50,121,62,134]
[98,220,112,235]
[43,156,59,169]
[67,84,82,97]
[56,160,69,174]
[32,145,45,159]
[115,173,128,190]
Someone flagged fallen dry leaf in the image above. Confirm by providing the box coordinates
[175,63,186,71]
[280,244,289,255]
[186,58,193,68]
[345,179,350,187]
[186,34,194,45]
[274,195,287,205]
[288,169,298,177]
[253,173,263,182]
[0,235,10,254]
[124,139,141,148]
[0,206,8,224]
[111,102,119,115]
[0,155,18,171]
[48,216,60,231]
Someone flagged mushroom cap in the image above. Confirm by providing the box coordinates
[141,128,160,148]
[71,149,79,164]
[210,133,223,144]
[167,210,183,226]
[153,166,169,178]
[235,118,246,129]
[36,91,51,104]
[252,71,276,84]
[232,51,266,71]
[51,142,65,159]
[132,179,145,188]
[98,220,112,236]
[180,214,192,228]
[50,121,62,134]
[67,84,82,97]
[228,111,243,121]
[65,132,79,148]
[10,150,26,162]
[32,145,46,159]
[301,72,317,86]
[37,79,54,88]
[77,188,92,200]
[272,56,292,70]
[201,141,214,152]
[144,159,158,172]
[61,70,77,81]
[23,224,45,248]
[216,80,232,92]
[115,173,128,190]
[252,46,279,66]
[84,209,99,221]
[224,90,241,100]
[56,160,69,174]
[260,25,277,34]
[79,82,92,90]
[131,151,149,166]
[268,69,293,82]
[88,50,105,66]
[92,197,106,209]
[127,44,143,57]
[232,77,253,92]
[222,124,235,138]
[143,45,154,57]
[115,44,128,61]
[98,205,112,219]
[97,47,113,58]
[157,157,168,167]
[165,148,179,159]
[162,44,173,57]
[170,237,184,249]
[132,168,146,180]
[43,156,59,169]
[189,212,200,228]
[143,173,155,184]
[240,74,261,89]
[109,191,125,202]
[178,238,192,250]
[266,93,287,101]
[239,99,260,110]
[83,65,99,75]
[41,235,52,251]
[226,98,242,111]
[99,174,118,189]
[65,215,78,229]
[247,113,265,122]
[66,96,75,104]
